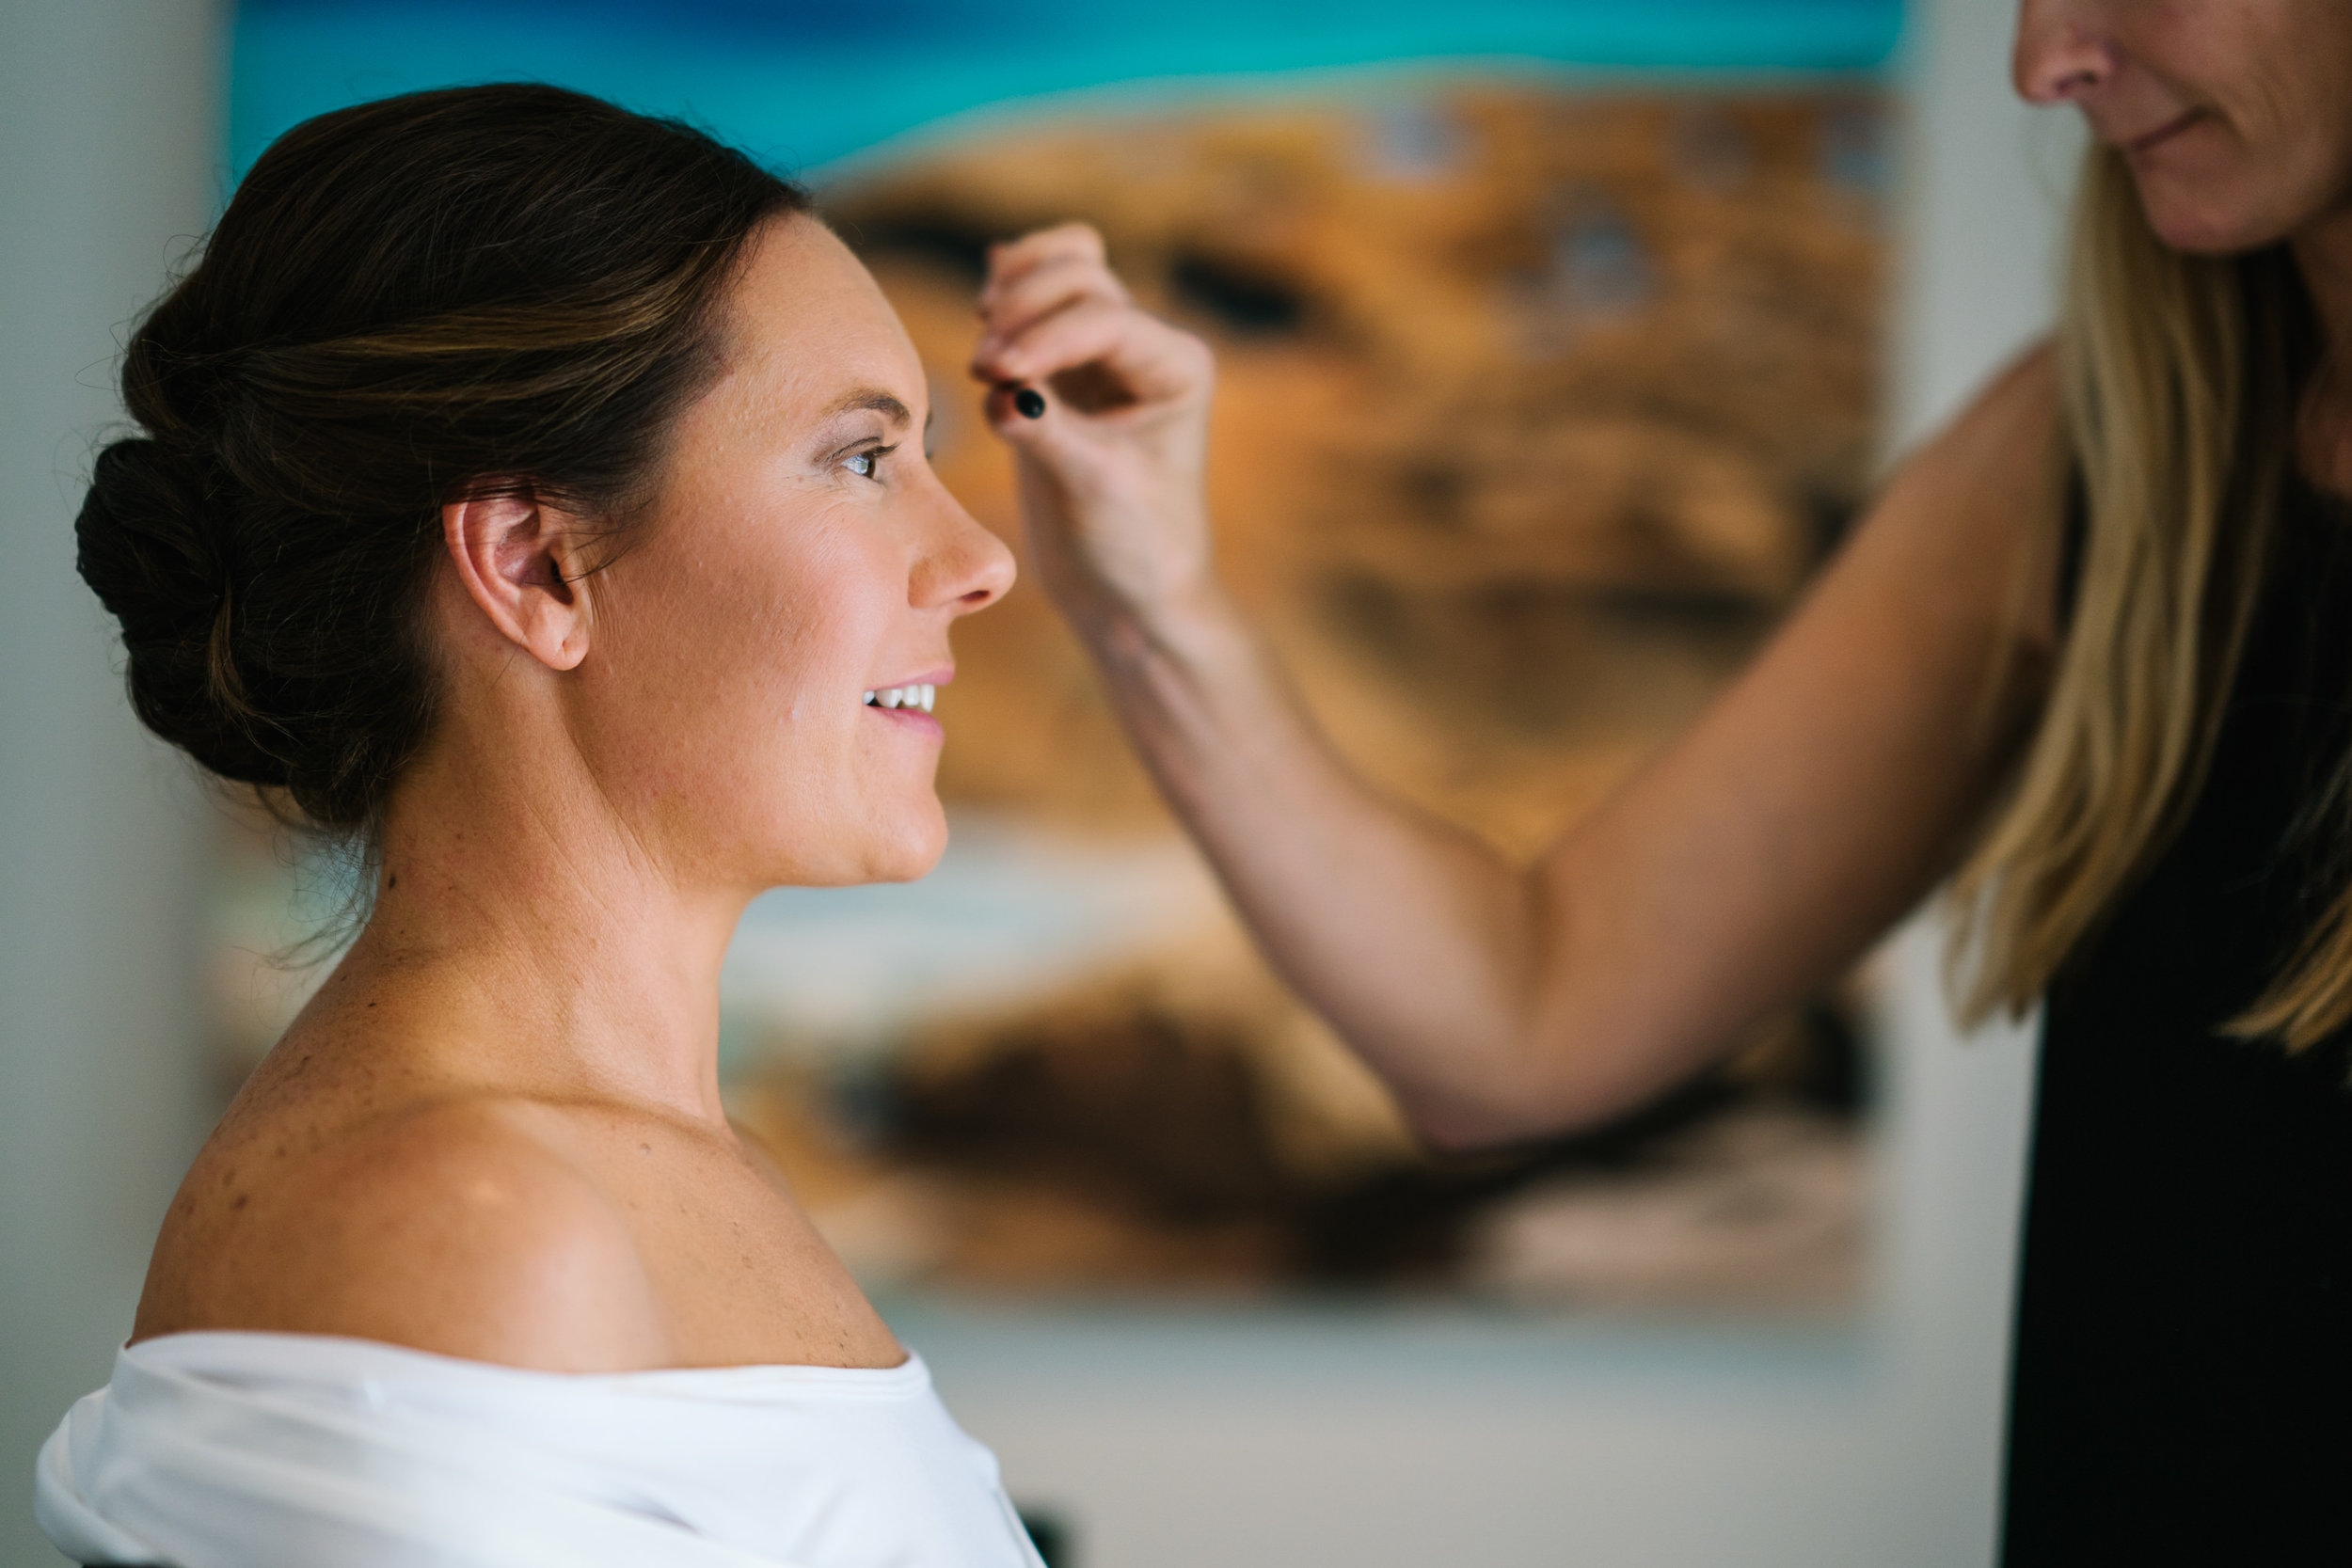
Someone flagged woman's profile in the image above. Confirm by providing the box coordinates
[39,84,1032,1567]
[971,1,2352,1560]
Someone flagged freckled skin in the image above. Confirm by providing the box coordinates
[133,217,1015,1373]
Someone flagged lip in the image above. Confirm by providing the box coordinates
[2121,108,2204,158]
[871,704,944,738]
[863,666,950,740]
[867,666,954,692]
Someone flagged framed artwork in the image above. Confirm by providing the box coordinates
[216,0,1901,1313]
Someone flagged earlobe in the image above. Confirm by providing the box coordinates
[441,489,594,673]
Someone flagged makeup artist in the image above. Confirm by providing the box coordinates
[972,3,2352,1560]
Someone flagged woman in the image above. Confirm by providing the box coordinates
[39,86,1033,1567]
[971,2,2352,1560]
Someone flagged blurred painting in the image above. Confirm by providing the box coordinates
[215,1,1900,1314]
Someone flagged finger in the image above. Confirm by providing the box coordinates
[980,251,1128,335]
[972,261,1130,375]
[981,223,1107,303]
[981,297,1210,412]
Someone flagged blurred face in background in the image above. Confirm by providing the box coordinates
[2012,0,2352,253]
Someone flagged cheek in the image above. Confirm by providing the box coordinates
[591,514,933,868]
[657,524,886,768]
[740,540,951,882]
[2210,12,2352,236]
[2114,7,2346,251]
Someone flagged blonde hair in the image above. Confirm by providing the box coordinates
[1951,145,2334,1045]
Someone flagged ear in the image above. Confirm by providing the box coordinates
[440,488,595,673]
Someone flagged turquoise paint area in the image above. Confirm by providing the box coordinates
[230,1,1905,181]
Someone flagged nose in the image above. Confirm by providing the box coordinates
[2012,0,2119,104]
[913,492,1016,618]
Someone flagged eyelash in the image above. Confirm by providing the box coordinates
[844,444,895,482]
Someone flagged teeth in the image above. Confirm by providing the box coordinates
[863,685,937,713]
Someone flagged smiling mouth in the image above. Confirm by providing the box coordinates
[2124,109,2204,157]
[863,684,936,714]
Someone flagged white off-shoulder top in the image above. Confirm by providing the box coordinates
[37,1331,1043,1568]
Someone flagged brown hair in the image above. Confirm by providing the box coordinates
[75,83,808,833]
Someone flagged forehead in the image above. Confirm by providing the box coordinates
[717,214,923,415]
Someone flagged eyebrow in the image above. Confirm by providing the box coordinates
[818,388,914,428]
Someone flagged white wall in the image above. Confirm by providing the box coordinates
[913,4,2085,1565]
[0,4,224,1564]
[1882,0,2089,451]
[1889,0,2087,449]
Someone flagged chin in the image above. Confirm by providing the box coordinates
[741,799,948,890]
[863,803,950,885]
[2136,174,2300,257]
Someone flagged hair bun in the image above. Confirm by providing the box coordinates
[76,436,291,789]
[74,84,804,832]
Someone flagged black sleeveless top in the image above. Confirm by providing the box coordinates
[2003,478,2352,1564]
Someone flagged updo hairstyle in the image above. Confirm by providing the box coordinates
[76,84,809,832]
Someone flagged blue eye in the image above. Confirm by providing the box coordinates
[844,444,897,482]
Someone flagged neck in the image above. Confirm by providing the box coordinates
[2293,206,2352,494]
[329,723,749,1126]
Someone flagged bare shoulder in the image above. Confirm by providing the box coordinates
[1930,339,2060,451]
[1876,345,2064,563]
[136,1092,671,1371]
[1875,343,2058,529]
[1818,342,2067,656]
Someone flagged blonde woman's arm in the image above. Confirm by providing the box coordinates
[975,225,2062,1149]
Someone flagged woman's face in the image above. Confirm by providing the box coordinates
[2014,0,2352,253]
[576,214,1013,891]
